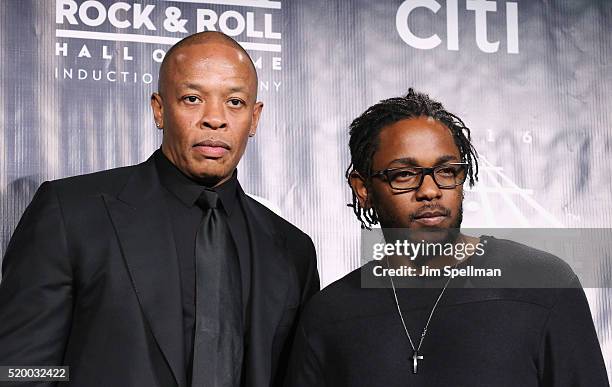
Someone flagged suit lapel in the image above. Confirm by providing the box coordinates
[103,158,186,387]
[240,193,290,387]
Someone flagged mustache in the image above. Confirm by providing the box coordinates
[410,205,451,221]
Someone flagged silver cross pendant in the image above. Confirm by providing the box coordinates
[412,351,424,374]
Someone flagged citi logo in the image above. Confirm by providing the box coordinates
[396,0,519,54]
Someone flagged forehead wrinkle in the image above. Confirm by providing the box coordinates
[176,81,250,95]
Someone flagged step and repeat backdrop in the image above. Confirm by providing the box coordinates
[1,0,611,377]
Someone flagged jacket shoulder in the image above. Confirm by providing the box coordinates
[49,163,141,198]
[243,194,314,248]
[242,195,319,298]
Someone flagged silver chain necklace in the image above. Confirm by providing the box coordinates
[386,256,457,374]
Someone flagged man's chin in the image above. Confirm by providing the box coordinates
[406,227,459,244]
[381,223,461,247]
[187,164,233,187]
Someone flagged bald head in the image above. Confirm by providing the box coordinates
[158,31,258,97]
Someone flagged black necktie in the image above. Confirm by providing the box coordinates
[192,190,243,387]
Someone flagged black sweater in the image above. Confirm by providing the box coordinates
[285,236,609,387]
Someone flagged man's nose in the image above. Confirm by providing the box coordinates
[200,101,228,130]
[415,174,442,201]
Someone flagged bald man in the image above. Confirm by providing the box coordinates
[0,32,319,387]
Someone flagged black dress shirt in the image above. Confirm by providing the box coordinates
[153,149,251,378]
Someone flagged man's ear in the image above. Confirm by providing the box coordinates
[249,101,264,137]
[151,93,164,129]
[349,171,371,209]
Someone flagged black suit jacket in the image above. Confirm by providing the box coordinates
[0,155,319,387]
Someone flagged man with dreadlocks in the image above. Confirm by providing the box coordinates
[284,89,608,386]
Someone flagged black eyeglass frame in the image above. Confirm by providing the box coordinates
[369,162,468,191]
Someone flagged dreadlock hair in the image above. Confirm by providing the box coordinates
[346,88,479,229]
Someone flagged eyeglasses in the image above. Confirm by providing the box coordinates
[370,162,468,191]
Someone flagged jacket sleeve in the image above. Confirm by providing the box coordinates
[283,235,321,387]
[537,277,610,386]
[273,234,320,387]
[299,237,320,309]
[0,182,74,371]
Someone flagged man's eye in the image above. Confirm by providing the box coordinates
[184,96,199,103]
[436,167,458,176]
[228,98,244,107]
[391,169,420,181]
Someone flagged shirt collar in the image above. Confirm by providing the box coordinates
[154,149,240,215]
